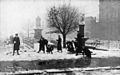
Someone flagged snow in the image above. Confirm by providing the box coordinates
[0,45,83,61]
[0,42,120,61]
[86,40,120,58]
[91,49,120,58]
[0,43,120,74]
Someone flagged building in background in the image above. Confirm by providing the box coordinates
[0,25,1,39]
[85,0,120,40]
[98,0,120,40]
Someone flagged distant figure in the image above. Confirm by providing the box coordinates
[38,36,46,53]
[13,33,20,55]
[57,35,62,52]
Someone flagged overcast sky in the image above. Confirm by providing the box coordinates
[0,0,99,38]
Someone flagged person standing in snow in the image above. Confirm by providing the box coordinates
[13,33,20,55]
[38,36,46,53]
[57,35,62,52]
[44,38,48,50]
[76,31,83,56]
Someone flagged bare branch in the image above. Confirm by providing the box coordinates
[47,4,84,35]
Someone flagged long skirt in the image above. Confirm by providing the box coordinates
[57,43,62,50]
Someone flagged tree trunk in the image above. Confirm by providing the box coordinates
[62,34,66,48]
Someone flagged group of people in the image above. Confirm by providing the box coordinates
[66,40,91,58]
[66,31,92,58]
[12,33,91,58]
[37,35,62,54]
[12,33,62,55]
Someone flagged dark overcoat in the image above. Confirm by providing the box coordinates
[38,38,46,51]
[57,38,62,50]
[13,37,20,50]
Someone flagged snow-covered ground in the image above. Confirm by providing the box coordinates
[0,43,120,74]
[0,48,82,61]
[0,43,120,61]
[91,49,120,58]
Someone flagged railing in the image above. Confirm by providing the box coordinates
[86,40,120,50]
[23,38,34,48]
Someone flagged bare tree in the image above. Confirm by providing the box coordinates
[47,4,83,48]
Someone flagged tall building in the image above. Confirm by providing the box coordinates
[99,0,120,40]
[0,24,1,39]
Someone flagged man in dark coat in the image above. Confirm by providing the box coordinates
[76,31,83,56]
[38,36,46,53]
[57,35,62,52]
[44,38,48,49]
[13,33,20,55]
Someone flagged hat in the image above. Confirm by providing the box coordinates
[15,33,18,36]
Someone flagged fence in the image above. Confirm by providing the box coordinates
[86,40,120,50]
[23,38,34,48]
